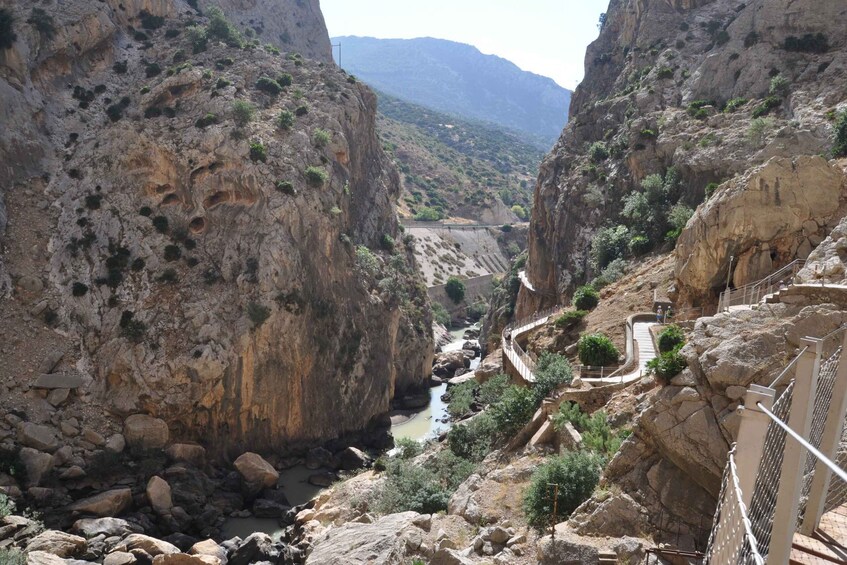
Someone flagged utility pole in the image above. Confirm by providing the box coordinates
[332,42,341,67]
[548,483,559,539]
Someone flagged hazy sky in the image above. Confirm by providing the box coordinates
[319,0,609,90]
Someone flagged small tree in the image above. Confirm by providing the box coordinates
[277,110,295,130]
[445,276,466,304]
[657,324,685,353]
[572,285,599,310]
[533,352,573,401]
[232,100,255,128]
[578,333,619,366]
[523,451,602,530]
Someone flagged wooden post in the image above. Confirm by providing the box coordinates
[769,338,821,565]
[549,483,559,539]
[800,330,847,535]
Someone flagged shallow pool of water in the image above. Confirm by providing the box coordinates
[220,517,285,541]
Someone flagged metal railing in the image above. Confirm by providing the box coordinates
[501,305,561,383]
[718,260,803,311]
[705,327,847,564]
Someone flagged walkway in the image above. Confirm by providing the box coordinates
[502,307,560,384]
[582,321,658,386]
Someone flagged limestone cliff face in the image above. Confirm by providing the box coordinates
[0,0,432,456]
[519,0,847,316]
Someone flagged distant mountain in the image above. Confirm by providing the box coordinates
[332,36,571,150]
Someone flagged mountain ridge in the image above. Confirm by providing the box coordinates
[332,35,572,150]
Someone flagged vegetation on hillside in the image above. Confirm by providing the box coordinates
[376,92,541,220]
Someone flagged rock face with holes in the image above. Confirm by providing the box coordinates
[516,0,847,317]
[0,0,432,457]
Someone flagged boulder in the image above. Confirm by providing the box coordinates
[432,351,470,378]
[83,429,105,447]
[59,466,86,480]
[474,352,503,382]
[26,530,86,557]
[115,534,180,556]
[17,423,59,452]
[72,517,132,538]
[33,372,84,389]
[306,512,421,564]
[307,472,337,487]
[252,499,289,518]
[189,539,227,564]
[103,552,137,565]
[430,548,476,565]
[69,488,132,517]
[165,444,206,466]
[47,389,70,407]
[228,533,275,565]
[24,551,85,565]
[19,447,54,486]
[536,528,600,564]
[335,447,370,471]
[233,453,278,489]
[305,447,333,470]
[152,555,219,565]
[103,434,125,454]
[123,415,169,451]
[147,476,173,515]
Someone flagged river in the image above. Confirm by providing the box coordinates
[390,325,480,442]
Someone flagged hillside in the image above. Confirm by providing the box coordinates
[333,35,571,149]
[377,92,541,223]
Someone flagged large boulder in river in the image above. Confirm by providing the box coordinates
[123,415,169,451]
[69,488,132,517]
[233,453,278,489]
[432,351,470,378]
[335,447,370,471]
[26,530,86,557]
[72,517,133,538]
[306,511,423,565]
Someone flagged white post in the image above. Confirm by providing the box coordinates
[735,385,776,507]
[800,331,847,535]
[769,338,821,565]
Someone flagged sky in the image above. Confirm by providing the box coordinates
[319,0,610,90]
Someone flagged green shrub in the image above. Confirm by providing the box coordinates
[313,128,331,148]
[555,310,587,329]
[206,6,242,47]
[413,207,442,221]
[138,9,164,30]
[511,204,528,220]
[27,8,55,39]
[533,352,573,401]
[355,245,380,277]
[231,100,255,127]
[668,203,694,232]
[246,302,271,327]
[752,96,781,118]
[163,244,181,262]
[657,324,685,353]
[145,62,162,77]
[119,311,146,342]
[256,76,282,95]
[832,110,847,158]
[489,386,536,438]
[629,235,650,256]
[85,194,103,210]
[152,215,169,233]
[295,105,309,117]
[214,77,231,90]
[275,180,295,195]
[431,302,451,326]
[553,404,627,458]
[445,276,466,304]
[71,282,89,297]
[523,451,602,530]
[769,74,790,97]
[588,141,609,162]
[277,110,295,130]
[277,73,293,87]
[448,380,478,417]
[394,437,422,459]
[0,9,16,50]
[478,374,510,406]
[656,66,674,79]
[106,104,124,122]
[195,113,219,128]
[705,182,720,199]
[590,224,629,270]
[783,33,829,54]
[448,412,497,461]
[578,333,619,366]
[249,141,267,162]
[305,166,327,187]
[640,129,657,139]
[374,450,474,515]
[572,285,599,311]
[724,98,748,113]
[748,117,775,146]
[467,300,487,321]
[647,343,687,383]
[687,99,715,119]
[594,258,626,288]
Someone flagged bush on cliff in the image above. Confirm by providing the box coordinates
[647,343,687,383]
[657,324,685,353]
[533,352,573,401]
[833,110,847,158]
[578,333,619,367]
[445,276,466,304]
[572,285,599,310]
[555,310,587,329]
[523,451,602,530]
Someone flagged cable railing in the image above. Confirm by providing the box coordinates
[705,327,847,564]
[718,260,803,311]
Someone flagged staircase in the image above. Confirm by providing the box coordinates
[598,551,618,564]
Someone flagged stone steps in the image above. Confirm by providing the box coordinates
[598,551,617,563]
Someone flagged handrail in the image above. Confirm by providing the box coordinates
[769,346,810,388]
[757,401,847,485]
[719,259,804,311]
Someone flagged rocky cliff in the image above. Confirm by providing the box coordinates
[0,0,432,459]
[519,0,847,315]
